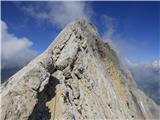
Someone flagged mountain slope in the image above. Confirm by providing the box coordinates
[1,19,159,120]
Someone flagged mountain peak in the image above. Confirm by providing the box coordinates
[1,20,159,120]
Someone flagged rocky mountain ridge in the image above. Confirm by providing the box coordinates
[1,19,159,120]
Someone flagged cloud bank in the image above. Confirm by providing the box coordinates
[1,20,38,69]
[20,2,93,28]
[126,59,160,105]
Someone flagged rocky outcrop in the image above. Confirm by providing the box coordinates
[1,19,159,120]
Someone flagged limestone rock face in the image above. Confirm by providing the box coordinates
[1,19,159,120]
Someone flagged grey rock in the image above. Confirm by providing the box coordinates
[1,19,159,120]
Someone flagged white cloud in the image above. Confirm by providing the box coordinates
[125,59,160,104]
[1,20,38,69]
[152,60,160,70]
[102,15,116,41]
[101,15,120,54]
[20,2,93,28]
[101,15,136,55]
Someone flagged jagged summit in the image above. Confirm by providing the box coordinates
[1,19,159,120]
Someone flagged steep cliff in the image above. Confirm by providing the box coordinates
[1,19,159,120]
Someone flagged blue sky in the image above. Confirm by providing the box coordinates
[1,1,159,69]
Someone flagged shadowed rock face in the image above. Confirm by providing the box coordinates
[1,19,159,120]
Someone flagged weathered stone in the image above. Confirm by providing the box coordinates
[1,19,159,120]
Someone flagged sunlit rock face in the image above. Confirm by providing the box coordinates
[1,19,159,120]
